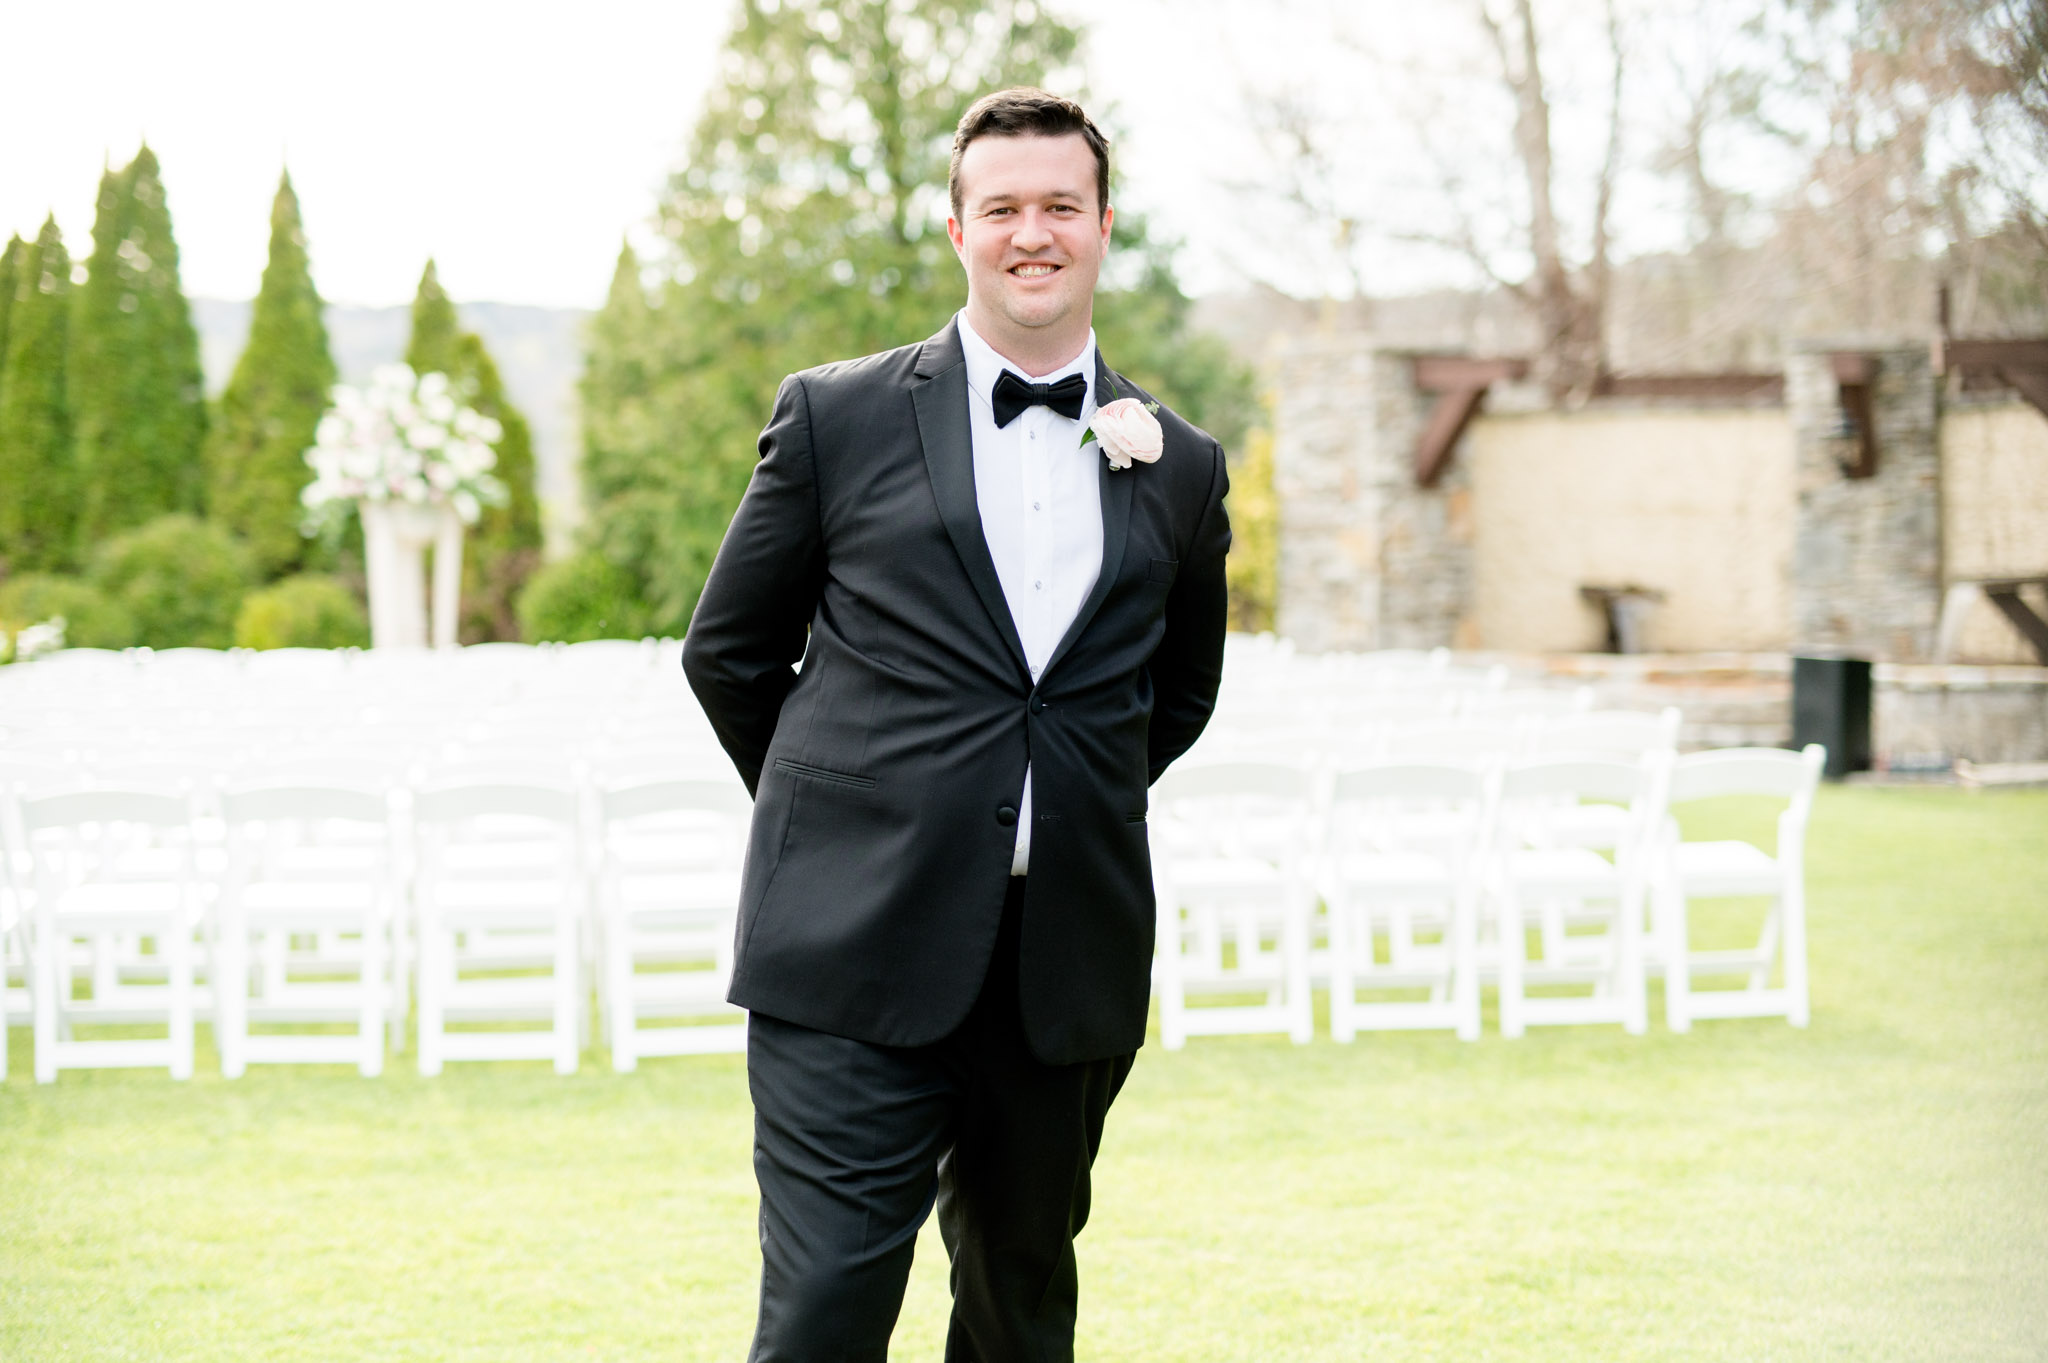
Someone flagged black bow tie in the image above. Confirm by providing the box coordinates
[991,369,1087,428]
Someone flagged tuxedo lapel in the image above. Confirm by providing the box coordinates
[911,323,1031,681]
[1041,351,1135,681]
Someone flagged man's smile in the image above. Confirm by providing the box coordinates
[1009,262,1062,277]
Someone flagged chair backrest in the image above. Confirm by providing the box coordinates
[20,788,193,833]
[1530,707,1681,760]
[601,778,752,823]
[1500,754,1657,806]
[221,784,393,826]
[1152,760,1314,804]
[1382,719,1523,762]
[1330,760,1491,805]
[1668,745,1825,807]
[413,782,581,826]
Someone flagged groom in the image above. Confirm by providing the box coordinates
[682,87,1230,1361]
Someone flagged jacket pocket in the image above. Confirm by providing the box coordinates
[1147,557,1179,585]
[1125,812,1148,824]
[773,758,877,791]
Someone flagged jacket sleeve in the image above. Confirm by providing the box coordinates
[681,375,826,797]
[1145,436,1231,783]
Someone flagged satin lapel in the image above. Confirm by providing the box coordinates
[1041,353,1136,681]
[911,341,1031,680]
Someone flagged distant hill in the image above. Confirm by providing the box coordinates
[193,299,588,554]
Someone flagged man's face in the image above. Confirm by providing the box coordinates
[947,132,1112,365]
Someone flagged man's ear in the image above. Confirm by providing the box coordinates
[946,215,966,260]
[1100,204,1113,250]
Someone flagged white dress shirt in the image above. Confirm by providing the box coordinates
[956,312,1104,875]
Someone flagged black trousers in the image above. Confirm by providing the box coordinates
[744,878,1136,1363]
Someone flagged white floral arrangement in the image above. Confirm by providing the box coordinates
[1,616,66,665]
[301,364,506,532]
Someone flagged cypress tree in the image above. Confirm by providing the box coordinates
[403,258,462,376]
[71,145,209,549]
[0,217,77,572]
[402,259,542,641]
[206,170,338,577]
[0,234,24,406]
[578,242,655,546]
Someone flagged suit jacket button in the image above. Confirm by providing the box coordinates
[1028,694,1045,715]
[996,805,1017,827]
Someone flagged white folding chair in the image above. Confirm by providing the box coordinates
[214,781,404,1077]
[1492,755,1669,1038]
[1150,760,1317,1049]
[597,777,751,1069]
[21,786,204,1081]
[1654,745,1824,1031]
[1320,761,1494,1041]
[412,779,586,1075]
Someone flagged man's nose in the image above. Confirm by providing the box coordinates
[1012,210,1053,250]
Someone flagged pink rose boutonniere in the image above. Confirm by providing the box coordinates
[1082,380,1164,472]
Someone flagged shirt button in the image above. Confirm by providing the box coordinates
[1033,580,1043,590]
[1032,502,1041,511]
[1028,430,1038,440]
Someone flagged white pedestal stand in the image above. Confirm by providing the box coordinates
[361,501,464,650]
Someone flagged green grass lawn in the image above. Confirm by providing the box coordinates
[4,787,2044,1361]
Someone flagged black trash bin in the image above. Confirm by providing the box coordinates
[1792,655,1872,779]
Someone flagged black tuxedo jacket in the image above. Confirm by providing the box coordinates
[681,319,1229,1065]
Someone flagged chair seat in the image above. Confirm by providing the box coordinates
[1503,846,1622,892]
[616,871,742,911]
[240,881,381,916]
[439,841,569,874]
[47,882,194,930]
[1670,840,1783,894]
[1165,856,1286,888]
[1324,851,1455,893]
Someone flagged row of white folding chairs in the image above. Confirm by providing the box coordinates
[1149,744,1823,1049]
[0,767,752,1083]
[1193,706,1680,770]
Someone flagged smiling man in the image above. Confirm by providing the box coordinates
[682,87,1231,1363]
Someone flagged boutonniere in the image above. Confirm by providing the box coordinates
[1081,376,1163,471]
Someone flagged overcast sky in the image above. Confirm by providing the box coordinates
[0,0,1681,309]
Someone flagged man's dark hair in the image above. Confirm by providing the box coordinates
[949,87,1111,221]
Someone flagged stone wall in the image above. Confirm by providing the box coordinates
[1271,334,2046,667]
[1271,340,1474,652]
[1786,343,1942,661]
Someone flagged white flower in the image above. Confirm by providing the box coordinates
[1086,397,1165,472]
[14,616,67,662]
[452,490,480,524]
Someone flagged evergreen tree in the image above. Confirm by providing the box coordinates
[403,259,543,641]
[71,145,209,549]
[577,0,1256,634]
[205,170,338,578]
[403,258,462,376]
[0,234,24,407]
[0,217,77,572]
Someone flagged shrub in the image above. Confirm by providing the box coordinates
[0,573,138,649]
[88,514,253,650]
[515,550,649,643]
[233,574,369,650]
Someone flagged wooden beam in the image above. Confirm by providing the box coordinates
[1591,373,1784,401]
[1941,339,2048,373]
[1412,356,1528,392]
[1998,366,2048,422]
[1413,385,1488,488]
[1984,585,2048,665]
